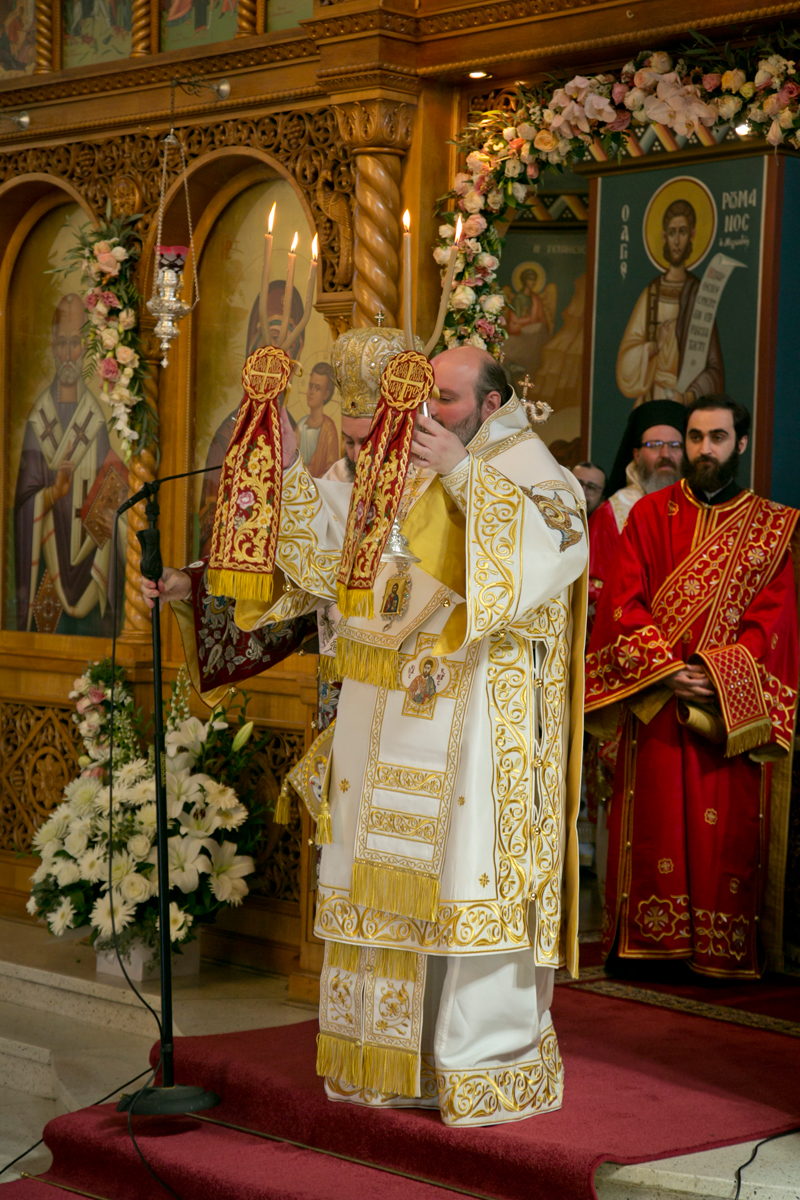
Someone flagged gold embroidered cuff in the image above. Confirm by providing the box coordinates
[440,454,471,515]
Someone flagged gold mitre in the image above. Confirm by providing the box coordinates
[332,325,425,418]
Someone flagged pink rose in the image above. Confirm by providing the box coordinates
[612,82,629,104]
[475,317,496,338]
[99,356,120,382]
[776,81,800,105]
[237,490,255,510]
[508,137,524,151]
[85,290,100,310]
[75,696,92,714]
[95,252,120,276]
[462,214,487,237]
[526,162,539,178]
[89,686,106,705]
[702,73,722,91]
[101,290,119,308]
[606,109,632,132]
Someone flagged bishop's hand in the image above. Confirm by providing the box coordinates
[52,462,74,501]
[141,567,191,610]
[410,414,468,477]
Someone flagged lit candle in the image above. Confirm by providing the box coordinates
[283,235,319,354]
[424,215,463,359]
[402,210,413,350]
[278,231,299,348]
[259,203,276,348]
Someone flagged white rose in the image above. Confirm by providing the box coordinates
[438,224,454,240]
[468,332,487,349]
[516,122,537,140]
[111,246,128,261]
[476,253,499,271]
[118,308,136,331]
[120,871,152,904]
[56,860,81,887]
[128,833,152,860]
[64,829,89,858]
[463,189,485,213]
[711,94,742,120]
[502,126,518,141]
[649,51,673,74]
[511,181,529,203]
[624,86,647,111]
[779,107,795,129]
[480,293,505,316]
[504,158,523,177]
[100,327,119,350]
[542,109,554,124]
[95,301,109,317]
[433,246,452,266]
[451,285,477,310]
[487,190,504,211]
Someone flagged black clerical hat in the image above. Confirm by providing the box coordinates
[606,400,687,496]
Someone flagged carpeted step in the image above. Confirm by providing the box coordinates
[33,1104,472,1200]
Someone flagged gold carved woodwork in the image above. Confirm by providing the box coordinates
[335,100,415,329]
[130,0,152,57]
[34,0,53,74]
[236,0,259,38]
[119,316,159,646]
[314,293,354,340]
[0,702,82,853]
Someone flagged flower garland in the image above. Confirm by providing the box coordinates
[61,205,157,462]
[27,661,264,961]
[434,30,800,357]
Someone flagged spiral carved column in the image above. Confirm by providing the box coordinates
[130,0,152,56]
[119,357,159,645]
[334,100,415,331]
[236,0,258,38]
[34,0,53,73]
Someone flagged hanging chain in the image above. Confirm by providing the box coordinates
[179,136,199,309]
[150,77,199,306]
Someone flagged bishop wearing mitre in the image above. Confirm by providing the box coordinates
[146,325,588,1127]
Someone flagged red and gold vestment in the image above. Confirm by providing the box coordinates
[586,479,799,978]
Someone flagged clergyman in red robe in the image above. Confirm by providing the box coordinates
[585,395,799,979]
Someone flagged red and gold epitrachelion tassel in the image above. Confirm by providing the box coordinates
[208,345,293,602]
[336,351,434,619]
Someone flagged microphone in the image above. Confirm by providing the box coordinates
[116,464,217,516]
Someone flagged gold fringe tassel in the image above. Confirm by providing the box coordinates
[318,655,342,684]
[333,637,400,691]
[274,780,292,825]
[337,582,374,620]
[207,568,273,604]
[316,795,333,845]
[327,941,360,973]
[316,1032,363,1087]
[351,860,439,923]
[725,718,773,758]
[375,947,418,981]
[362,1043,419,1098]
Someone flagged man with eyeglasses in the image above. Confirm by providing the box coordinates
[573,462,606,516]
[586,394,799,980]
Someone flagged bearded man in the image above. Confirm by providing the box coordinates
[145,332,588,1126]
[586,395,799,978]
[617,199,724,406]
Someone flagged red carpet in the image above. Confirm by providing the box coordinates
[6,986,799,1200]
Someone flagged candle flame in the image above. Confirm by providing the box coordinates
[290,231,299,253]
[311,234,319,260]
[455,215,463,243]
[402,209,411,231]
[268,203,276,234]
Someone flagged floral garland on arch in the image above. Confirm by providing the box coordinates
[434,30,800,357]
[27,660,265,962]
[61,205,157,462]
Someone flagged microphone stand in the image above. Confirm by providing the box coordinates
[117,473,219,1116]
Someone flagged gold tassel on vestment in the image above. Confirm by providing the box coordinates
[337,582,374,620]
[207,568,274,604]
[316,795,333,845]
[326,941,360,973]
[316,1032,363,1087]
[375,947,418,981]
[362,1044,419,1098]
[333,637,400,691]
[351,860,439,923]
[318,655,342,684]
[725,717,773,758]
[274,780,292,825]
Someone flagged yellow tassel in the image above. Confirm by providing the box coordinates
[207,568,274,604]
[375,947,418,981]
[327,941,360,973]
[362,1043,419,1098]
[318,655,342,684]
[334,637,400,691]
[337,582,374,620]
[316,1032,363,1087]
[316,795,333,845]
[351,860,439,923]
[274,781,292,825]
[725,718,773,758]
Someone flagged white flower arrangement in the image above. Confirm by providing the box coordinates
[28,661,263,963]
[434,31,800,357]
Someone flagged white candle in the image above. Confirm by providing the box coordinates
[278,231,298,348]
[283,235,319,354]
[259,202,276,348]
[402,210,413,351]
[424,215,463,359]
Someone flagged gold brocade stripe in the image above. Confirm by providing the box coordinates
[351,860,439,923]
[585,626,678,712]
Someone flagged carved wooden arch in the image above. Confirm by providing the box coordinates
[0,177,100,639]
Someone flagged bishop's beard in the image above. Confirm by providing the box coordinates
[638,457,681,495]
[684,447,740,495]
[343,454,357,481]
